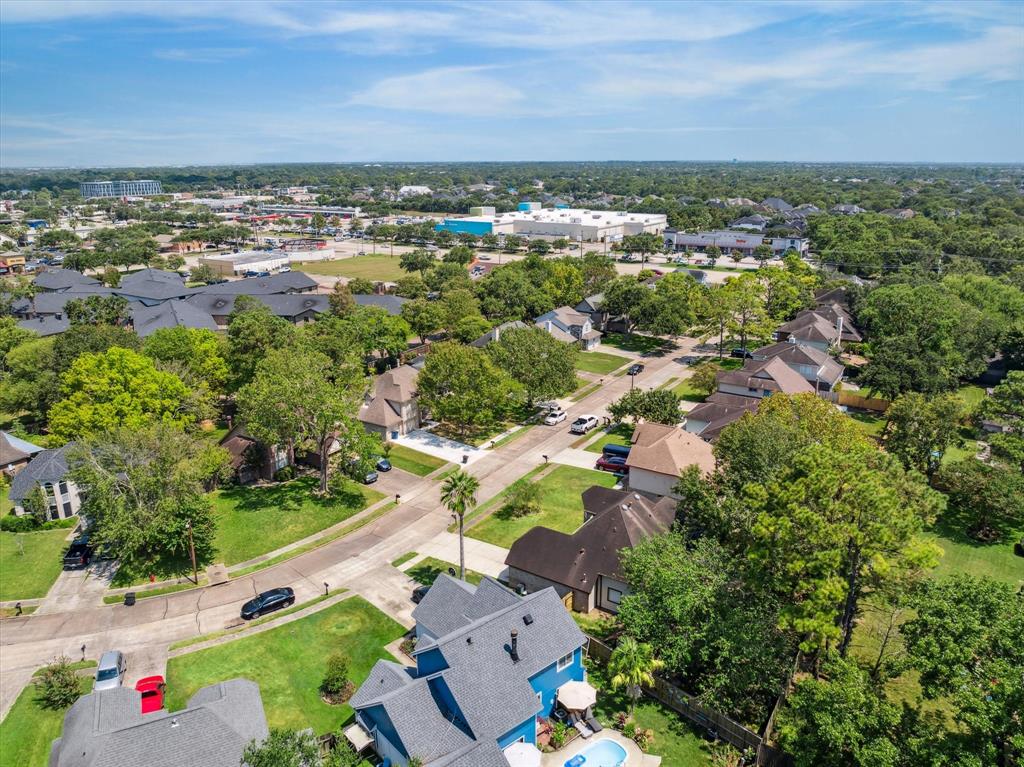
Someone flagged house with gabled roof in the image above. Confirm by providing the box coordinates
[32,268,101,292]
[683,392,761,441]
[9,443,82,520]
[349,576,586,767]
[716,356,816,400]
[506,486,675,614]
[534,306,601,350]
[358,365,421,437]
[625,422,716,498]
[1,431,44,478]
[751,340,845,392]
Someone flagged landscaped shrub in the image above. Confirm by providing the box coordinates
[42,517,78,530]
[36,657,82,710]
[633,727,654,751]
[273,466,295,482]
[614,711,629,729]
[320,652,353,704]
[500,480,541,518]
[622,721,637,740]
[1,514,39,532]
[550,721,571,748]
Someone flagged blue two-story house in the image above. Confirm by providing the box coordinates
[349,576,587,767]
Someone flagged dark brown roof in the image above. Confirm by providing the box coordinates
[505,487,675,594]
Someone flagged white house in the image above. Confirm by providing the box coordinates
[9,444,83,520]
[534,306,601,350]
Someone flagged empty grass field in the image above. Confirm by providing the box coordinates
[575,350,630,375]
[0,528,70,601]
[0,676,93,767]
[165,596,405,734]
[210,477,384,566]
[293,255,408,282]
[468,464,618,549]
[385,444,447,476]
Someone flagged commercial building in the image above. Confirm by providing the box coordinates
[258,204,361,218]
[436,204,667,242]
[663,228,809,256]
[198,250,291,276]
[79,179,163,198]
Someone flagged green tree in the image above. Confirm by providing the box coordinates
[71,423,228,579]
[452,315,491,343]
[347,277,375,295]
[21,483,51,524]
[901,575,1024,765]
[694,284,734,360]
[101,265,121,287]
[551,237,570,252]
[243,729,321,767]
[607,388,682,425]
[36,657,83,710]
[400,298,446,345]
[486,326,577,405]
[65,295,130,326]
[503,234,523,252]
[609,636,665,714]
[440,469,480,580]
[776,655,902,767]
[341,306,410,361]
[722,272,769,352]
[49,347,194,441]
[189,263,217,284]
[439,289,481,332]
[883,392,964,476]
[36,228,81,250]
[394,273,427,299]
[312,212,326,234]
[226,298,296,389]
[753,243,773,267]
[602,277,652,336]
[91,225,158,269]
[143,327,229,393]
[527,239,551,256]
[705,244,721,268]
[0,336,57,424]
[480,233,500,250]
[500,479,541,518]
[417,342,519,438]
[977,371,1024,470]
[320,652,351,700]
[621,232,663,267]
[688,361,721,396]
[328,281,356,317]
[748,442,943,655]
[935,458,1024,541]
[237,348,366,494]
[399,248,435,275]
[443,244,474,266]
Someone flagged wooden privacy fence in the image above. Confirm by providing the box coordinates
[586,635,791,766]
[824,390,891,412]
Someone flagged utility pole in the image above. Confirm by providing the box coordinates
[187,520,198,585]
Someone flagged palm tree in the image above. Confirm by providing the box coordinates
[609,636,664,715]
[440,469,480,580]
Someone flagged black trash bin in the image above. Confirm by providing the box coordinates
[123,592,136,607]
[462,454,468,464]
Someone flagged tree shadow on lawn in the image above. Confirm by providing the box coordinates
[932,507,1021,548]
[218,478,363,514]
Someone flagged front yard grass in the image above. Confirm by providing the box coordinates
[0,675,92,767]
[672,377,710,403]
[0,528,69,600]
[164,596,405,734]
[468,465,617,549]
[927,520,1024,588]
[848,410,886,439]
[600,332,671,355]
[293,255,407,282]
[385,444,447,477]
[575,350,630,375]
[588,660,712,766]
[583,423,634,454]
[406,557,484,586]
[210,476,384,566]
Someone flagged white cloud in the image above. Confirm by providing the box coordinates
[154,47,252,63]
[349,66,526,116]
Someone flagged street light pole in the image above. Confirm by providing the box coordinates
[187,520,198,585]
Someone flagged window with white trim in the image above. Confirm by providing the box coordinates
[556,651,574,671]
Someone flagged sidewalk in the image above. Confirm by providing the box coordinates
[414,531,511,579]
[393,428,487,465]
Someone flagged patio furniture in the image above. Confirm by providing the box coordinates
[557,680,598,711]
[573,720,594,738]
[503,741,543,767]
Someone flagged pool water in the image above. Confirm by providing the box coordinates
[565,738,629,767]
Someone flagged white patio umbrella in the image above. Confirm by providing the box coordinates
[503,740,542,767]
[557,679,598,711]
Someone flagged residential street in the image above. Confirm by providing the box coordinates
[0,339,698,716]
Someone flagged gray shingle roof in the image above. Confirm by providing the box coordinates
[131,300,219,337]
[18,315,71,336]
[33,269,101,291]
[412,575,516,640]
[188,272,318,296]
[353,293,409,316]
[50,679,268,767]
[9,444,73,500]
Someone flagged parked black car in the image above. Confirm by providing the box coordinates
[411,585,430,604]
[730,347,754,359]
[63,537,93,570]
[376,457,392,472]
[627,363,645,376]
[240,587,295,620]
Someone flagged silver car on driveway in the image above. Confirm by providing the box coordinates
[94,650,126,691]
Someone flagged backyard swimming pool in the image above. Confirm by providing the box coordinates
[564,738,629,767]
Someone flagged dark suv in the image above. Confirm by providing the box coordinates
[63,537,93,570]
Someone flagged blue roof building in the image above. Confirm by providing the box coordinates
[350,576,587,767]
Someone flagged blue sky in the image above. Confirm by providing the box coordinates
[1,0,1022,166]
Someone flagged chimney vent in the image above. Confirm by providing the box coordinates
[510,630,519,663]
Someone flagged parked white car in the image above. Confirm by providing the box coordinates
[570,415,599,434]
[544,409,567,425]
[94,650,127,691]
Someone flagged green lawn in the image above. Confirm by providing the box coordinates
[385,444,447,477]
[468,465,618,548]
[584,423,635,454]
[600,332,670,355]
[0,528,69,601]
[928,521,1024,588]
[390,551,418,568]
[0,676,92,767]
[165,597,405,734]
[588,660,712,766]
[672,377,710,403]
[406,557,484,586]
[293,255,408,282]
[955,384,986,410]
[848,410,886,439]
[210,477,384,566]
[576,350,630,375]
